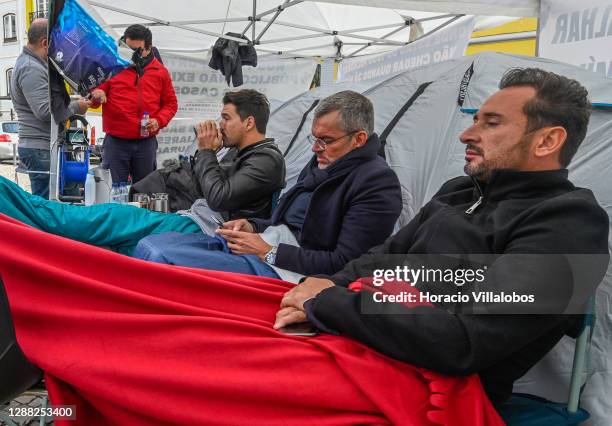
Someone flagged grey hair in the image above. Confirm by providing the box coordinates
[28,18,48,45]
[314,90,374,135]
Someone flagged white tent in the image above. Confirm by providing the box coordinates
[83,0,530,59]
[318,0,538,17]
[266,51,612,425]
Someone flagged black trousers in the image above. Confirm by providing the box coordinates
[102,134,158,184]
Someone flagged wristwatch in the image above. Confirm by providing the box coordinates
[264,246,278,265]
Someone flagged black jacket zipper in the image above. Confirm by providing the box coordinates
[465,177,484,215]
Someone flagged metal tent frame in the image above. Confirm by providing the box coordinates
[87,0,463,59]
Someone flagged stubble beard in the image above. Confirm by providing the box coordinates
[464,134,533,182]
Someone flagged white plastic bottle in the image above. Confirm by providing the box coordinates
[120,182,129,204]
[84,170,96,206]
[110,183,121,204]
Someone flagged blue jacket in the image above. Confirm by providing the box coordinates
[251,133,402,276]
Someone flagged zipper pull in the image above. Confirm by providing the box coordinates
[465,196,483,215]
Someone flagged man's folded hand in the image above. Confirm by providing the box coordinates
[216,228,271,259]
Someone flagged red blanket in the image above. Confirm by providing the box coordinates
[0,214,503,425]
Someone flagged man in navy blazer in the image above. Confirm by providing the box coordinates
[133,91,402,282]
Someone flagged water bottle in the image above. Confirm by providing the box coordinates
[117,182,125,204]
[121,182,130,204]
[140,111,150,137]
[125,178,132,202]
[84,170,96,206]
[110,183,121,204]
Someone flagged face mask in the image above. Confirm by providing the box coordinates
[131,47,144,64]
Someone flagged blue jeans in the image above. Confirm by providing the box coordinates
[102,134,158,184]
[17,147,50,199]
[133,232,281,279]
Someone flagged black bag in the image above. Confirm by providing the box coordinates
[131,159,201,212]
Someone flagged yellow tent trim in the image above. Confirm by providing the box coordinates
[467,18,537,57]
[471,18,537,38]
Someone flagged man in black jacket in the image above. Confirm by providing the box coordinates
[184,89,285,228]
[133,89,285,223]
[133,91,403,282]
[275,68,610,404]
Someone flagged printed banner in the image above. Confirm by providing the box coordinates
[49,0,130,95]
[156,54,317,164]
[538,0,612,78]
[338,17,474,83]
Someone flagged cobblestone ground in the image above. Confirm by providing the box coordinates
[0,390,54,426]
[0,161,31,193]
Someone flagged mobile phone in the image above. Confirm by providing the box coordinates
[279,322,319,336]
[193,126,198,140]
[210,215,224,228]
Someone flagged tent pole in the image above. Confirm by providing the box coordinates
[336,13,458,35]
[335,21,411,33]
[255,0,290,43]
[342,42,402,46]
[344,14,463,58]
[109,18,249,28]
[107,12,458,35]
[267,19,405,45]
[254,0,303,20]
[241,21,253,37]
[345,23,409,58]
[267,41,337,54]
[408,13,462,24]
[252,0,256,42]
[259,33,328,45]
[88,1,249,44]
[424,15,464,39]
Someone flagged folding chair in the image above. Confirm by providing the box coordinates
[498,300,596,425]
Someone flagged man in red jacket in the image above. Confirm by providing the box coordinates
[91,24,177,184]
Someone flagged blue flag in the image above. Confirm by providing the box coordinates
[49,0,130,94]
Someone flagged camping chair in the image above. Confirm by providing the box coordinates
[498,300,596,425]
[0,276,49,426]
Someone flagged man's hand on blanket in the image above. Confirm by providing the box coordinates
[216,228,271,259]
[273,307,307,329]
[275,277,335,329]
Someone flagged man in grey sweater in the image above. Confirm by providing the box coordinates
[10,18,89,198]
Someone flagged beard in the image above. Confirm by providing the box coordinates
[464,134,533,181]
[463,144,486,178]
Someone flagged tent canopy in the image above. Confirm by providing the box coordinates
[317,0,539,18]
[84,0,530,59]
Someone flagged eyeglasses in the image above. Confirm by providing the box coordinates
[307,130,359,150]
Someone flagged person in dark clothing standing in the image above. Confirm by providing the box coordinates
[91,24,177,184]
[133,91,403,282]
[275,68,610,405]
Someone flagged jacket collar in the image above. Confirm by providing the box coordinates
[472,169,573,201]
[23,47,46,67]
[303,132,381,178]
[237,138,276,157]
